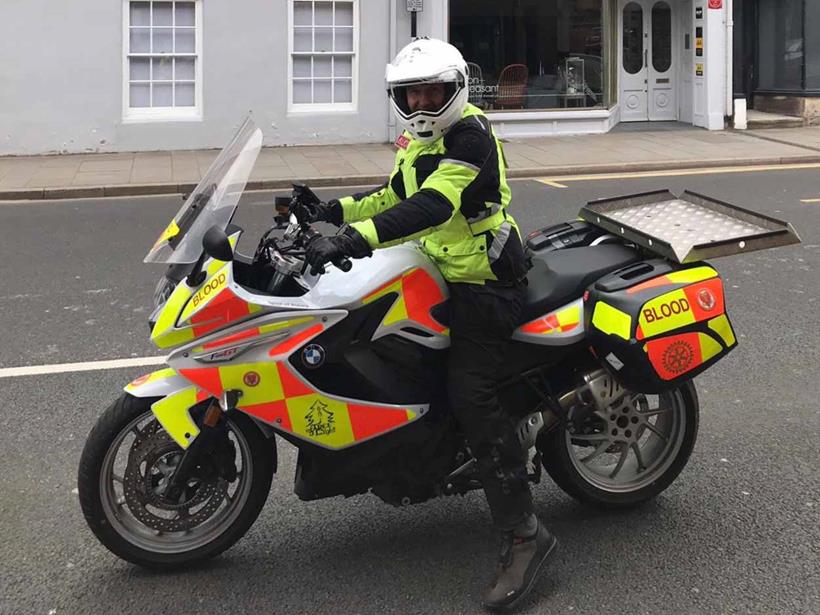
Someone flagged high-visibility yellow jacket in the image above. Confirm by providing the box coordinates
[341,104,528,285]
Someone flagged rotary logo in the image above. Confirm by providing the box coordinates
[662,340,695,375]
[697,288,716,311]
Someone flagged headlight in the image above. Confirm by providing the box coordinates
[153,276,175,309]
[149,276,176,331]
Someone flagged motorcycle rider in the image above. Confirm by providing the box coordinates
[305,38,557,610]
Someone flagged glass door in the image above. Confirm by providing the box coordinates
[648,1,676,120]
[619,1,648,121]
[619,0,678,122]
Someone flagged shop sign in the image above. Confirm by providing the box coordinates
[708,0,722,9]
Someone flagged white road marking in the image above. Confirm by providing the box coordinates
[800,198,820,203]
[0,356,166,379]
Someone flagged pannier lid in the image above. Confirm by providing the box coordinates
[579,189,801,263]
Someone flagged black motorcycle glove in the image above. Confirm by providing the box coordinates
[305,226,372,273]
[310,199,344,226]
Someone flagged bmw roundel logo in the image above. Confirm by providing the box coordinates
[302,344,326,368]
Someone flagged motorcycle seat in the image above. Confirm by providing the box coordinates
[520,244,640,324]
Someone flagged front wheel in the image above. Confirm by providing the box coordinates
[78,394,274,569]
[540,381,699,509]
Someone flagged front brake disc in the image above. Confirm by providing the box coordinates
[122,430,228,533]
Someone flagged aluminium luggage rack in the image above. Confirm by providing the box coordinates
[579,189,802,264]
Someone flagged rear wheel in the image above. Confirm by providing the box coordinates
[78,394,274,569]
[540,381,698,509]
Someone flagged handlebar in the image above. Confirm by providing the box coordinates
[333,256,353,273]
[274,183,353,276]
[301,224,352,276]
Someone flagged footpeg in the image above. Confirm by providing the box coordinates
[516,411,545,449]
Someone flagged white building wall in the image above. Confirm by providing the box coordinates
[0,0,731,156]
[693,1,728,130]
[0,0,393,155]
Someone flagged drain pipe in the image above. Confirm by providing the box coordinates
[387,0,398,141]
[725,0,734,118]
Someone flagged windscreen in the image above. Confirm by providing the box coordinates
[144,117,263,264]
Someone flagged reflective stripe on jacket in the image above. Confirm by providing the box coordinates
[340,104,528,285]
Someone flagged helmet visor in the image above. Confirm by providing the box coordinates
[388,72,465,118]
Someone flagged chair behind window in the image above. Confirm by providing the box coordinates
[466,62,485,107]
[495,64,528,109]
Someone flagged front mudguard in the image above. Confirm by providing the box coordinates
[124,368,278,462]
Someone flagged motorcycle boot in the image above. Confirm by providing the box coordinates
[483,517,558,611]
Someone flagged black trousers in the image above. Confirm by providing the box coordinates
[447,281,534,531]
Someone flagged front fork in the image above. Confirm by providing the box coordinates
[164,390,241,501]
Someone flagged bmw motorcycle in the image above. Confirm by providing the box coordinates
[78,118,800,568]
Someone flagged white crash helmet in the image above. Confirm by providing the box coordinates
[386,38,469,143]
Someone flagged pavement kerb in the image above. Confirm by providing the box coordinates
[3,154,820,201]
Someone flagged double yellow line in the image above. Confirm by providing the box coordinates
[537,161,820,189]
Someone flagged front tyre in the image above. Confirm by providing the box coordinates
[78,394,274,569]
[540,382,699,510]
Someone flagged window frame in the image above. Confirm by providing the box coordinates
[122,0,204,123]
[287,0,359,113]
[448,0,608,113]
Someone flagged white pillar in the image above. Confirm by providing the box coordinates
[692,1,727,130]
[734,98,747,129]
[704,2,727,130]
[415,0,448,41]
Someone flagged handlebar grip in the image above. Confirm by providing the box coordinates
[333,257,352,272]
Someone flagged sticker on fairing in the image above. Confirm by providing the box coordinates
[637,278,725,340]
[152,219,180,251]
[179,264,230,322]
[605,352,625,371]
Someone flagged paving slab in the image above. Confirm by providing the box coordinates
[3,125,820,201]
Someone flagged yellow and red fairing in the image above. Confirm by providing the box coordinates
[150,257,266,350]
[513,298,585,345]
[361,267,450,346]
[176,358,425,450]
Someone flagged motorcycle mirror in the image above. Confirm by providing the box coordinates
[274,196,291,215]
[292,182,321,206]
[202,225,234,262]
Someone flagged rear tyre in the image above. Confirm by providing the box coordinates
[78,393,274,569]
[540,381,699,510]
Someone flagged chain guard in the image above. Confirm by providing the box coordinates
[122,429,229,533]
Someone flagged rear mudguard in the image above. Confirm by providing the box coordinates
[124,368,276,450]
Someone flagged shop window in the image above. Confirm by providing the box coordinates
[757,0,804,92]
[804,0,819,90]
[450,0,606,111]
[289,0,357,111]
[124,1,202,121]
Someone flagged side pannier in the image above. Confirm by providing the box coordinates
[585,259,737,393]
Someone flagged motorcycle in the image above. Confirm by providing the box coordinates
[78,117,800,568]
